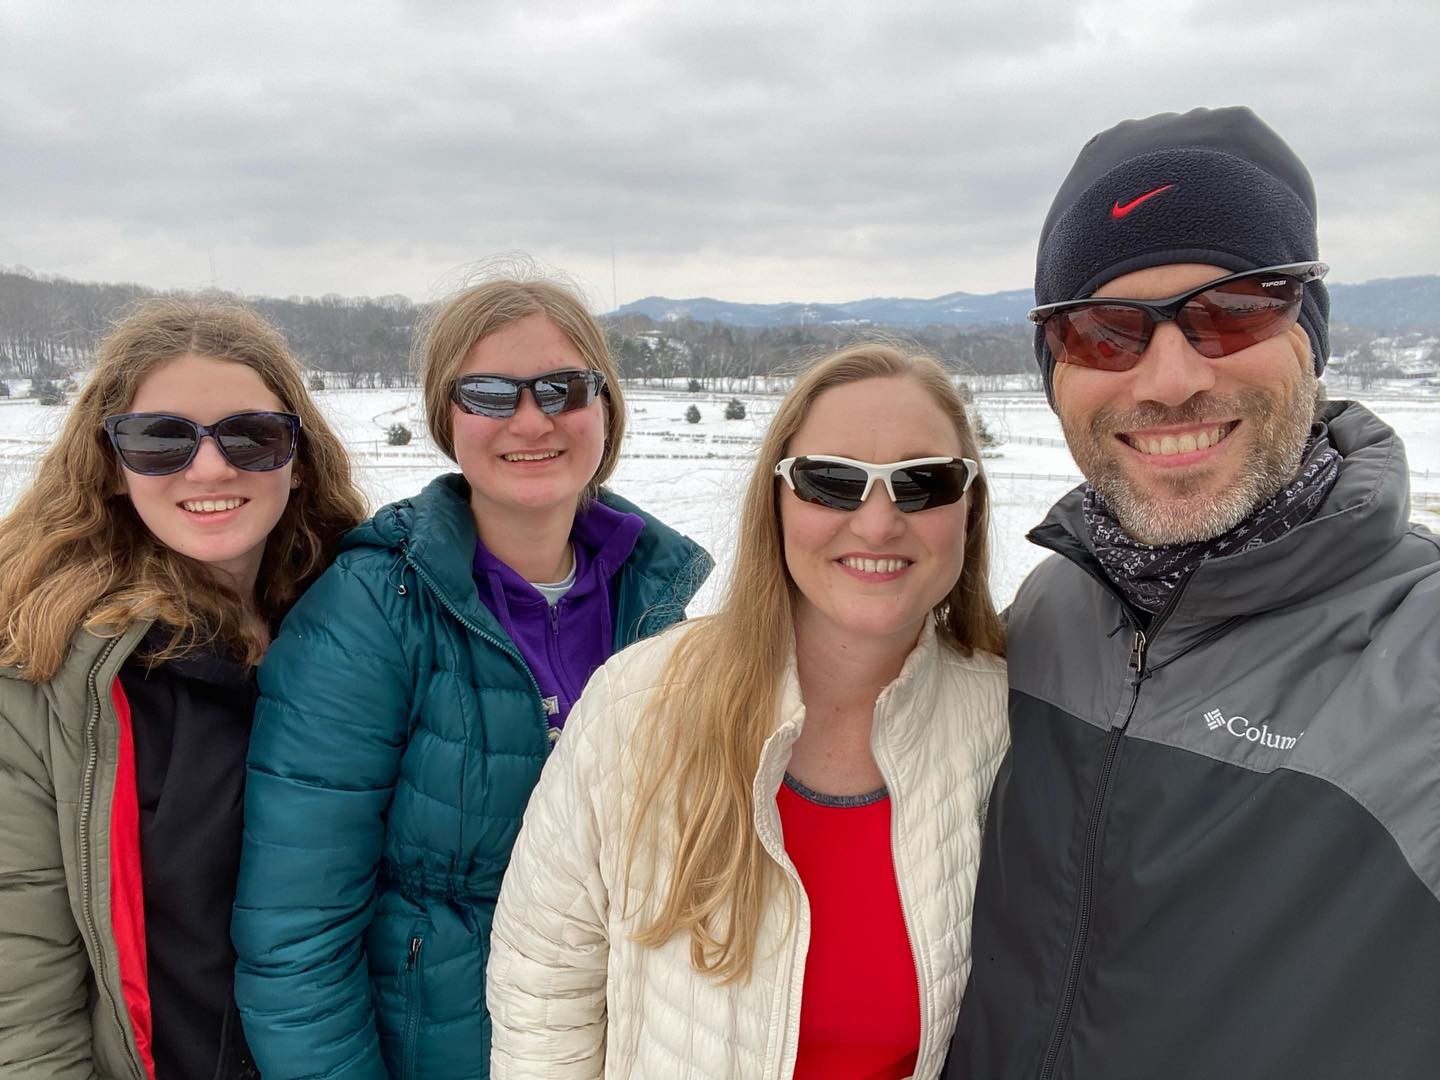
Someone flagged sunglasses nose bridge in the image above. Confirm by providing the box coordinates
[508,383,557,424]
[847,474,909,538]
[1128,321,1219,406]
[186,430,236,473]
[856,471,883,505]
[871,471,898,506]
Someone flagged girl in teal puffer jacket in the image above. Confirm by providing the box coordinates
[233,274,711,1079]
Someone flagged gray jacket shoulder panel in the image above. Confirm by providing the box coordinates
[1010,403,1440,902]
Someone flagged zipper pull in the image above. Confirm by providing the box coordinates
[389,542,410,596]
[406,936,422,971]
[1128,629,1148,676]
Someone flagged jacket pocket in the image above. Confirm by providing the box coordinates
[401,923,426,1079]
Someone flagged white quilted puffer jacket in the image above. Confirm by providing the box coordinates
[488,617,1008,1080]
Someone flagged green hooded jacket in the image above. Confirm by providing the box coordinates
[0,620,156,1079]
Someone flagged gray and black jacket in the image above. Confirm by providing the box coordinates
[950,401,1440,1080]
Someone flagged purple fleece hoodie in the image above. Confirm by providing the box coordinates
[471,500,645,742]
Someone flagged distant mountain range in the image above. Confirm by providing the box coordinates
[613,289,1034,329]
[614,275,1440,336]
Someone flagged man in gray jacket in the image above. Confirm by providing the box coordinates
[949,106,1440,1079]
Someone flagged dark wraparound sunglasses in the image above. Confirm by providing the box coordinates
[105,411,301,476]
[1029,261,1328,372]
[774,455,979,513]
[451,368,606,418]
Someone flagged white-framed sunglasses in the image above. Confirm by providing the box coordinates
[774,455,978,513]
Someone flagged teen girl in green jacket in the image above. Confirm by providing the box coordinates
[0,300,365,1078]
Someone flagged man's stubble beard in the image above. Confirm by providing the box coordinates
[1061,374,1318,546]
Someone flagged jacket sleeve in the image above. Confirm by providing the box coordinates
[232,559,411,1080]
[0,694,99,1078]
[487,664,621,1079]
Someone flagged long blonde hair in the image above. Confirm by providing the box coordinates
[0,297,368,680]
[415,275,625,501]
[625,344,1005,983]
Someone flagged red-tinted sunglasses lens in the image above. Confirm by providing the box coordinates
[1044,306,1151,372]
[1047,273,1305,371]
[1175,274,1303,358]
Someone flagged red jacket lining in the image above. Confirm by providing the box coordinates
[109,678,156,1080]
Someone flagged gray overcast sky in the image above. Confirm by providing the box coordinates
[3,1,1437,310]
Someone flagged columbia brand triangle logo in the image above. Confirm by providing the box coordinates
[1202,705,1304,751]
[1111,184,1174,219]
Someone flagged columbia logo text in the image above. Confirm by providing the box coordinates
[1203,707,1303,750]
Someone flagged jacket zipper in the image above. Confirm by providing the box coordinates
[877,750,931,1073]
[402,931,425,1078]
[771,903,808,1080]
[399,541,549,747]
[752,728,808,1080]
[1037,625,1147,1080]
[77,635,147,1080]
[546,599,579,710]
[1016,545,1195,1078]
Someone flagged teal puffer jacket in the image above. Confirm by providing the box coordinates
[233,474,711,1080]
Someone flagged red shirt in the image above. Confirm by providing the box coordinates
[777,776,921,1080]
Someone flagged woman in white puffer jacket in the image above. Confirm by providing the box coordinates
[488,345,1009,1080]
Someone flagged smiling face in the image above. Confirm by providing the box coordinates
[452,312,607,535]
[1053,262,1318,545]
[120,352,294,595]
[780,376,969,657]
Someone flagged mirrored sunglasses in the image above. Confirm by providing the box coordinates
[451,368,606,418]
[104,411,301,476]
[1029,261,1328,372]
[774,455,978,513]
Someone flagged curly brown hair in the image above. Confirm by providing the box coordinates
[0,297,369,680]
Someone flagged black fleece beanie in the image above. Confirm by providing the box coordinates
[1033,106,1329,408]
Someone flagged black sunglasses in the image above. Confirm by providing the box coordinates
[104,411,301,476]
[451,368,606,418]
[1029,261,1328,372]
[774,455,979,513]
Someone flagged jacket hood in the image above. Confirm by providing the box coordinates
[130,624,254,689]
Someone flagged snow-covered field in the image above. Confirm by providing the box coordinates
[1,384,1435,613]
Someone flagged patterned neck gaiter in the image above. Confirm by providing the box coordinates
[1084,427,1341,614]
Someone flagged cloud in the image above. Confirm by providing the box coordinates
[2,0,1436,306]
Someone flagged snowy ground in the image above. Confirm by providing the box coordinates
[1,384,1435,613]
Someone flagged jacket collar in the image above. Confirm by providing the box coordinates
[760,616,947,767]
[354,472,501,635]
[346,472,713,643]
[1030,401,1413,628]
[36,620,157,725]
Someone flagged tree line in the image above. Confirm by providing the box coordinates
[0,267,1209,403]
[602,314,1038,391]
[0,268,1044,391]
[0,269,425,388]
[6,267,1431,397]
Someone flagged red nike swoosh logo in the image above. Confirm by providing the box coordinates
[1111,184,1174,219]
